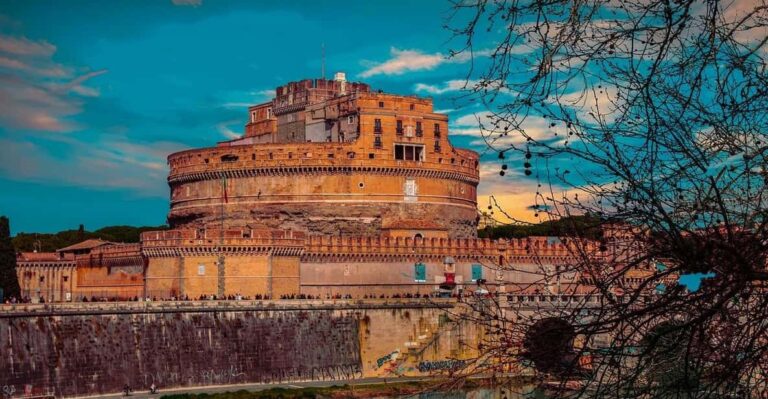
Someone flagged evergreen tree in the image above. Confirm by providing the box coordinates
[0,216,21,300]
[77,224,85,242]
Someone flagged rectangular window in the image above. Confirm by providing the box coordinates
[434,141,441,152]
[266,108,272,119]
[379,101,384,108]
[374,136,382,148]
[471,264,483,282]
[374,118,382,133]
[348,115,354,124]
[396,120,403,135]
[415,121,423,137]
[394,144,424,161]
[414,262,426,282]
[434,123,441,137]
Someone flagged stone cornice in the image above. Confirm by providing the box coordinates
[168,165,479,186]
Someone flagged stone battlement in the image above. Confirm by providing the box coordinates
[304,234,577,260]
[167,142,479,183]
[133,228,583,262]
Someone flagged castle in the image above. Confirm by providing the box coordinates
[16,74,581,302]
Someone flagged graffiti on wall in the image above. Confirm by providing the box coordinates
[375,349,400,369]
[417,359,466,373]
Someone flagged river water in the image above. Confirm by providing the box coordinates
[377,386,549,399]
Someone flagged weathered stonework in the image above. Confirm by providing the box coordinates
[0,301,482,397]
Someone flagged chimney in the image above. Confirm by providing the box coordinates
[334,72,347,95]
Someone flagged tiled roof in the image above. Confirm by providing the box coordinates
[56,239,114,253]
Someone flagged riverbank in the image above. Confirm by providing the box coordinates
[158,378,535,399]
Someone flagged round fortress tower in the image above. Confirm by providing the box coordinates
[166,74,480,238]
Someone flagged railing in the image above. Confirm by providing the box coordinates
[0,298,456,317]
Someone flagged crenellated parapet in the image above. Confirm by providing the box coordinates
[168,144,479,184]
[302,234,584,263]
[76,243,144,268]
[140,229,306,257]
[137,228,587,264]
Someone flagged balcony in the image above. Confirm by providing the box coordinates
[396,128,404,136]
[415,130,423,137]
[374,126,382,134]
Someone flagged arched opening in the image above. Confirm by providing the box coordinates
[414,233,423,240]
[523,317,576,375]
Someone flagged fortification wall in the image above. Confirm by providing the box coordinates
[0,300,481,397]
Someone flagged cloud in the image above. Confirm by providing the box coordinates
[0,137,186,196]
[221,89,273,108]
[451,111,565,149]
[414,80,474,95]
[359,47,498,78]
[217,119,241,139]
[360,48,445,78]
[0,35,56,57]
[171,0,202,6]
[0,34,106,132]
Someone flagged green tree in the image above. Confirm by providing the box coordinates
[0,216,21,300]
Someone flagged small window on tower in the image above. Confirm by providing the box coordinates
[410,103,415,110]
[379,101,384,108]
[348,115,354,124]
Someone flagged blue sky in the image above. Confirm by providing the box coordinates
[0,0,543,234]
